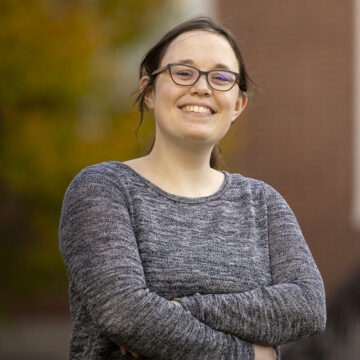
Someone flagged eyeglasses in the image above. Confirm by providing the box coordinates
[151,63,241,92]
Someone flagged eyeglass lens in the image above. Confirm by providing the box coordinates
[170,64,236,90]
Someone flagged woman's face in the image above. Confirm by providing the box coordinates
[143,30,247,150]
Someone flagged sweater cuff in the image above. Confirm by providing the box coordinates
[232,339,254,360]
[174,293,203,320]
[175,295,255,360]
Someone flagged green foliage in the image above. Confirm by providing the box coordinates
[0,0,164,316]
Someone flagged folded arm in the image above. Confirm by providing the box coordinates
[176,182,326,345]
[59,165,255,360]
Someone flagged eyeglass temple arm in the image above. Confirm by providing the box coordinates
[151,65,169,76]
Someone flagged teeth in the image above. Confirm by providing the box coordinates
[181,105,212,114]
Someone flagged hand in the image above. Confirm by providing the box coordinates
[254,344,276,360]
[120,346,139,358]
[170,300,183,308]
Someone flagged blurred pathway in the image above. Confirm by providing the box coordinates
[0,316,71,360]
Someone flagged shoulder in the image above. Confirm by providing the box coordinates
[72,161,126,181]
[60,162,134,226]
[227,171,290,206]
[228,172,264,190]
[67,161,133,190]
[226,171,267,195]
[62,161,136,205]
[228,173,300,228]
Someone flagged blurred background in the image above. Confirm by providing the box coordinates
[0,0,359,358]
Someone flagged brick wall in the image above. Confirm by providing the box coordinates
[218,0,359,299]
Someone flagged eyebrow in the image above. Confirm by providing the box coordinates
[176,59,233,71]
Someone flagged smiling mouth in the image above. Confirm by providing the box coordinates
[180,105,214,115]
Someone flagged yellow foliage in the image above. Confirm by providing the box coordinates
[0,0,164,315]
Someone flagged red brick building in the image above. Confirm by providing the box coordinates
[218,0,358,300]
[216,1,359,357]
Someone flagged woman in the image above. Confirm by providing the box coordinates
[59,17,326,359]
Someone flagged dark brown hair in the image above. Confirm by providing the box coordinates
[134,17,250,169]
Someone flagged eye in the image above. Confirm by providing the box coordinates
[175,69,195,78]
[171,65,197,80]
[210,71,234,84]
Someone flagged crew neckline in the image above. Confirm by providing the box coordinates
[114,161,231,204]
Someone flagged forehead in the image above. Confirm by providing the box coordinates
[160,30,239,70]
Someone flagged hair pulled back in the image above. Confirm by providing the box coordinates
[134,17,249,169]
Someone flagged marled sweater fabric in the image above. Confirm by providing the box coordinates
[59,161,326,360]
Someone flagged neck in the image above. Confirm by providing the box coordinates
[141,136,221,197]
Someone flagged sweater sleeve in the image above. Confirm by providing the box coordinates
[175,182,326,346]
[58,165,254,360]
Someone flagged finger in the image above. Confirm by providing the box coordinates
[120,346,127,356]
[170,300,183,308]
[129,350,139,358]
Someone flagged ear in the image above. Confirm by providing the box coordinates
[232,92,248,122]
[140,76,155,110]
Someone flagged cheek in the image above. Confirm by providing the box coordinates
[154,85,186,114]
[227,92,240,110]
[215,90,237,111]
[224,87,241,107]
[219,99,237,117]
[154,83,175,107]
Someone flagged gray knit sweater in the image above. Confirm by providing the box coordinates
[59,161,326,360]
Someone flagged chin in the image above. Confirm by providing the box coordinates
[179,131,217,145]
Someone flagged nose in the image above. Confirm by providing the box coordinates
[190,73,212,96]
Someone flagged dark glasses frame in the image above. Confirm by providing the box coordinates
[151,63,242,92]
